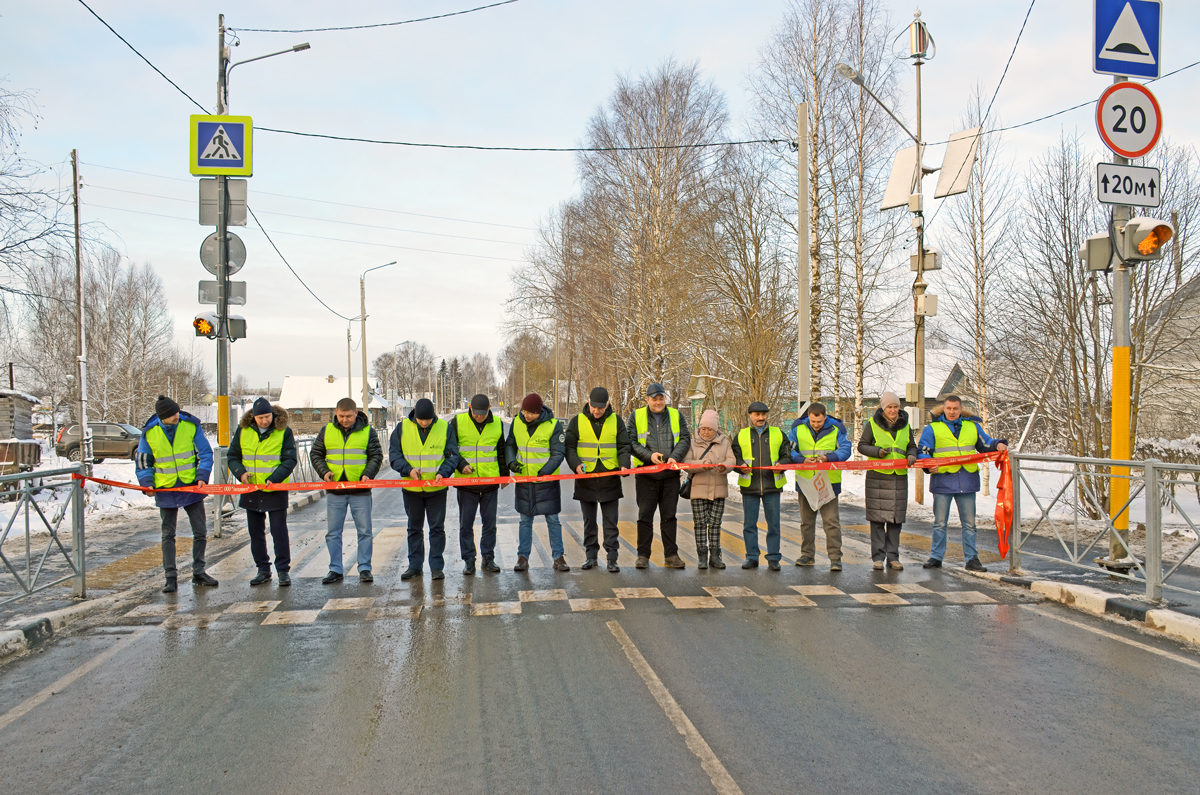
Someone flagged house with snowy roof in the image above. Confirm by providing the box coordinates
[277,375,389,437]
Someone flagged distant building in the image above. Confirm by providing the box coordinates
[278,376,390,437]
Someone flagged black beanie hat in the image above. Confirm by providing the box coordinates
[155,395,181,420]
[414,398,436,420]
[252,397,273,417]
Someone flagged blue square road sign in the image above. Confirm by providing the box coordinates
[189,115,253,176]
[1094,0,1161,79]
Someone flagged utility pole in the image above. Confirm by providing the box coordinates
[1108,72,1133,566]
[71,150,92,474]
[347,321,353,389]
[360,280,369,413]
[212,14,232,536]
[797,102,811,412]
[910,12,930,505]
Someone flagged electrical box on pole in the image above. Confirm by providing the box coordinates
[1080,232,1114,271]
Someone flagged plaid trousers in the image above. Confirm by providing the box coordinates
[690,498,725,553]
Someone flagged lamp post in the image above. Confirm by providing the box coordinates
[360,262,396,415]
[835,11,934,503]
[211,15,309,537]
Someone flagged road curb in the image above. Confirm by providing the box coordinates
[963,569,1200,646]
[288,491,323,514]
[0,590,141,663]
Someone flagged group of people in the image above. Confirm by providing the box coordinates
[135,386,1006,593]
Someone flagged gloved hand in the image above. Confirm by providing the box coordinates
[907,455,917,466]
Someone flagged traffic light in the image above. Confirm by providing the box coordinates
[1080,232,1113,272]
[193,312,218,339]
[1118,216,1174,262]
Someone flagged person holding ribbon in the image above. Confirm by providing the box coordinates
[136,395,216,594]
[565,387,632,573]
[857,391,917,571]
[788,402,851,571]
[732,401,793,571]
[505,393,568,573]
[450,394,508,576]
[311,397,384,585]
[628,382,691,569]
[683,409,736,570]
[227,398,298,586]
[391,398,459,581]
[917,395,1008,572]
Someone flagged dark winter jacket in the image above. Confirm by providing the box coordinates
[628,407,691,481]
[787,410,851,495]
[227,405,297,513]
[448,410,509,494]
[504,406,566,516]
[136,410,212,509]
[917,413,1007,495]
[858,408,918,524]
[310,410,384,496]
[732,422,793,496]
[388,410,460,480]
[565,406,632,503]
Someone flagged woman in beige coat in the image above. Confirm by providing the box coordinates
[683,410,737,569]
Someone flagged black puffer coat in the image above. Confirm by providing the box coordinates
[857,408,918,524]
[227,405,297,513]
[504,406,565,516]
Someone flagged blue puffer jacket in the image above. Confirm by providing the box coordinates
[136,411,213,508]
[787,413,852,496]
[917,414,1006,495]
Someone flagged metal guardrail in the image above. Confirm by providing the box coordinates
[1009,453,1200,600]
[0,465,85,606]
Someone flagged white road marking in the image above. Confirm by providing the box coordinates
[0,628,152,734]
[607,620,743,795]
[1022,605,1200,671]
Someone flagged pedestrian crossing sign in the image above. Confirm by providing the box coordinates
[189,115,253,176]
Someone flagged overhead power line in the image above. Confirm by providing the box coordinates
[246,206,353,320]
[229,0,521,34]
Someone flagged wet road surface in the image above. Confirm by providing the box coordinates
[3,481,1199,794]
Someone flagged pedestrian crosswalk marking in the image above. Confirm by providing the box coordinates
[261,609,320,625]
[877,583,932,595]
[790,585,844,596]
[668,595,724,609]
[323,597,378,610]
[471,601,522,616]
[226,600,280,613]
[759,594,815,608]
[850,592,910,606]
[613,587,664,599]
[519,589,568,602]
[703,586,757,598]
[569,598,624,611]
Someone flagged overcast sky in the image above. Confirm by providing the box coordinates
[6,0,1197,390]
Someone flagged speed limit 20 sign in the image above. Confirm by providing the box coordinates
[1096,82,1162,159]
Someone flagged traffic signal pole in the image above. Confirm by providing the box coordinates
[1108,73,1132,565]
[912,45,927,506]
[213,14,232,537]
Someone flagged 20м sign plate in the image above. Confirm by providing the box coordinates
[1096,163,1161,207]
[1096,82,1162,159]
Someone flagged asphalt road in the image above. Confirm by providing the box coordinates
[2,480,1199,794]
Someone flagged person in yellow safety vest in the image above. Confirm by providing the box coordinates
[389,398,459,581]
[628,382,691,570]
[857,391,917,572]
[787,402,852,572]
[310,397,383,585]
[732,401,793,571]
[504,392,568,572]
[450,394,509,576]
[917,394,1008,572]
[565,387,632,572]
[136,395,217,594]
[227,398,298,587]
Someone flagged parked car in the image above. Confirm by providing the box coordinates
[55,422,141,463]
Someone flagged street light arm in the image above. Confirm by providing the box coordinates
[361,261,397,280]
[227,43,311,77]
[835,63,920,145]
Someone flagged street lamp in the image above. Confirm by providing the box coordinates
[835,10,935,503]
[360,261,396,415]
[210,15,311,539]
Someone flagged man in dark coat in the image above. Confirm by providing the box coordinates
[565,387,631,572]
[137,395,217,593]
[310,398,384,584]
[449,394,509,575]
[857,391,918,571]
[227,398,298,586]
[628,382,691,569]
[504,393,567,572]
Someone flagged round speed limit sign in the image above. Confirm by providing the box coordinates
[1096,82,1162,159]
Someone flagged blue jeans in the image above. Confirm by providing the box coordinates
[404,489,448,571]
[931,492,978,562]
[742,491,782,562]
[518,513,564,560]
[326,493,373,575]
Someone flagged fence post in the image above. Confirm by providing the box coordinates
[72,469,86,599]
[1010,454,1022,572]
[1144,459,1162,601]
